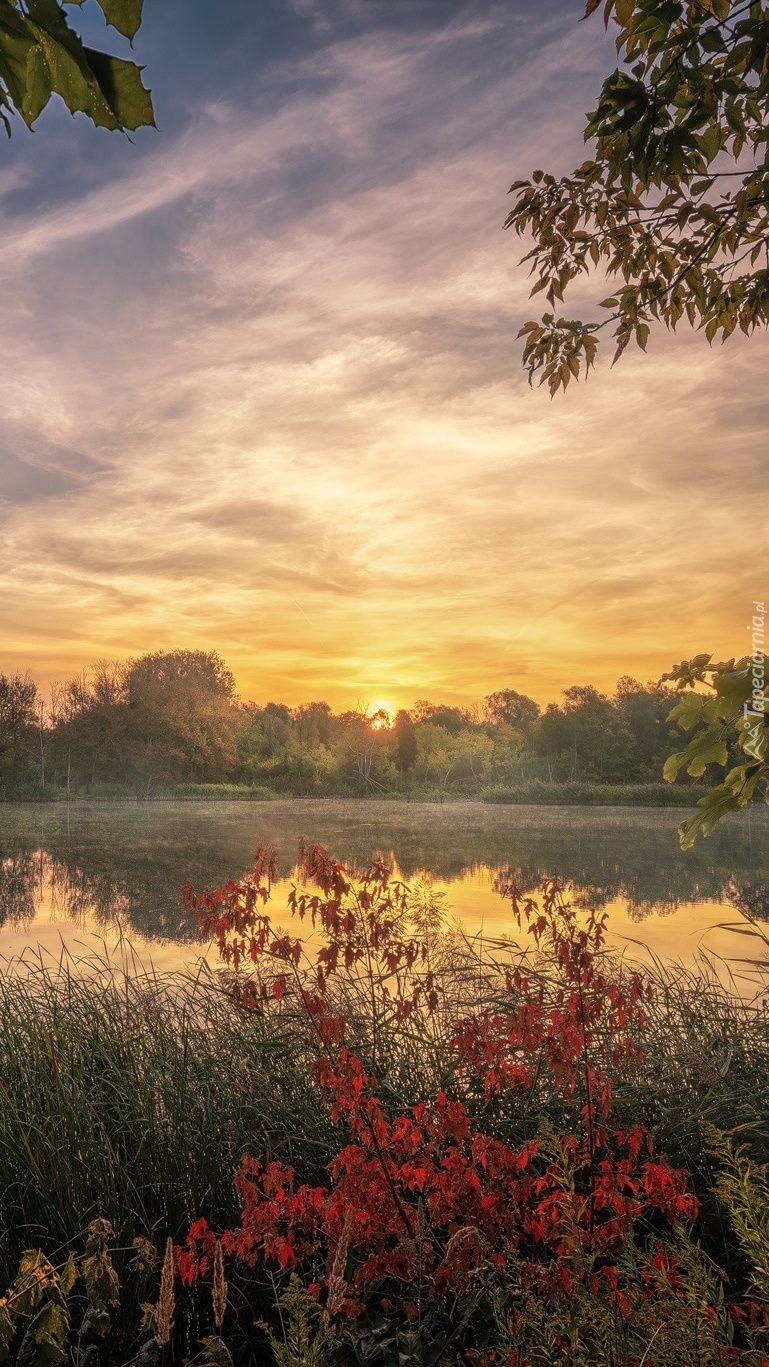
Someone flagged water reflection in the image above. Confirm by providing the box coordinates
[0,849,40,925]
[0,801,767,960]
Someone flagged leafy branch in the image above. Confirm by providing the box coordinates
[661,650,768,848]
[0,0,154,136]
[508,0,769,392]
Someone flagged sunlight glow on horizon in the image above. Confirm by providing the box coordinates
[0,6,765,703]
[367,701,395,727]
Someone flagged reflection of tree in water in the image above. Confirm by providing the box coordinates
[0,851,40,926]
[42,852,204,941]
[337,819,766,921]
[48,859,132,928]
[726,877,769,922]
[0,802,766,943]
[483,831,766,921]
[0,828,212,941]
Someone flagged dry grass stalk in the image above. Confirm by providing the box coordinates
[155,1236,176,1347]
[324,1210,353,1330]
[212,1237,228,1329]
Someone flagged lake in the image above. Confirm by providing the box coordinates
[1,799,767,979]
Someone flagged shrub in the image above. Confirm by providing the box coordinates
[173,847,769,1366]
[482,781,701,807]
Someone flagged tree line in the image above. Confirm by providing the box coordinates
[0,648,693,799]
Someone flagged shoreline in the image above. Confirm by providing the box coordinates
[0,788,704,810]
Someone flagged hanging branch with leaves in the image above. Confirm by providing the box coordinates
[662,651,768,848]
[507,0,769,394]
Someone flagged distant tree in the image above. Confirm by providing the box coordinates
[368,707,392,731]
[263,702,292,725]
[0,671,38,793]
[123,649,238,785]
[507,0,769,393]
[0,0,154,137]
[613,676,676,779]
[487,721,529,786]
[413,721,493,796]
[445,728,494,793]
[336,711,396,795]
[294,702,335,748]
[393,709,417,773]
[51,661,129,790]
[484,688,540,729]
[236,703,292,791]
[536,684,639,782]
[412,702,470,735]
[413,722,454,793]
[125,649,236,703]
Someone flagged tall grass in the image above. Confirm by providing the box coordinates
[0,948,333,1283]
[482,780,702,806]
[3,913,769,1354]
[2,937,769,1286]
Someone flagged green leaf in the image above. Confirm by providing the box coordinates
[678,783,740,849]
[59,1255,78,1297]
[84,47,153,129]
[737,712,768,762]
[714,664,752,712]
[94,0,144,41]
[511,0,769,386]
[669,724,729,778]
[696,123,722,163]
[666,691,718,732]
[677,763,765,848]
[31,1298,69,1348]
[0,5,48,124]
[662,750,685,783]
[0,0,152,132]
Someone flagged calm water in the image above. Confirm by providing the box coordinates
[0,799,767,975]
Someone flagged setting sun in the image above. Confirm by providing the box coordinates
[367,700,394,728]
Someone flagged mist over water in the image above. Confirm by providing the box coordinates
[1,801,767,975]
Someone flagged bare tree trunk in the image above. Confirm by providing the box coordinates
[38,702,46,792]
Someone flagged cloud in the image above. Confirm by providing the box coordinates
[0,4,765,705]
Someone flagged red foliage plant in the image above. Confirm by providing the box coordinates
[177,846,714,1353]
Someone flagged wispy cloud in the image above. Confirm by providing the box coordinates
[0,4,765,703]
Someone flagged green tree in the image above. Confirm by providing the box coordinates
[536,685,625,781]
[662,651,768,847]
[412,701,470,735]
[487,721,529,786]
[393,709,417,774]
[294,702,336,749]
[613,675,677,779]
[334,711,397,795]
[0,0,153,136]
[484,688,540,729]
[51,661,129,791]
[507,0,769,393]
[236,702,293,791]
[123,649,239,786]
[0,671,38,794]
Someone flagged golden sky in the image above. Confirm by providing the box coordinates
[0,2,765,710]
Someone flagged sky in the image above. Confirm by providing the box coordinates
[0,0,766,712]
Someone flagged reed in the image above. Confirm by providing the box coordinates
[0,946,332,1283]
[482,779,702,806]
[3,904,769,1363]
